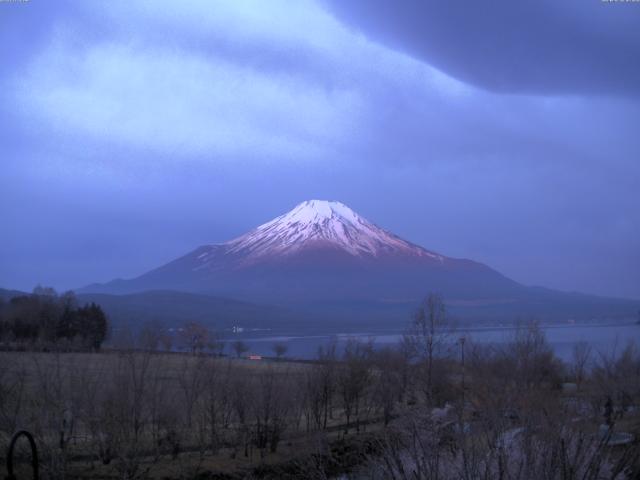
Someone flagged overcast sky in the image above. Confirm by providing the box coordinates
[1,0,638,299]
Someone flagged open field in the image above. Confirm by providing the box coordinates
[0,349,387,479]
[1,324,639,479]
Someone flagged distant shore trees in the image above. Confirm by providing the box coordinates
[0,286,108,350]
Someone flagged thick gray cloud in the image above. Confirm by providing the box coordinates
[0,0,638,299]
[324,0,640,95]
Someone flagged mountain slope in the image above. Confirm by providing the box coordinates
[76,290,297,330]
[83,200,520,301]
[81,200,638,322]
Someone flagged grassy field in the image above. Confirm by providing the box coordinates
[1,331,639,479]
[0,349,387,479]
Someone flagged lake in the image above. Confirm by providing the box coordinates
[234,322,640,362]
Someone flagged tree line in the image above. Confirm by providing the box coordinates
[0,286,108,350]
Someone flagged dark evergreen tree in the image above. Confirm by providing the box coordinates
[84,302,108,350]
[0,288,109,350]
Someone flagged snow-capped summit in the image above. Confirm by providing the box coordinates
[82,200,522,303]
[80,201,635,325]
[222,200,444,262]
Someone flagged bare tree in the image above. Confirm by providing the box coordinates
[232,340,249,358]
[372,347,406,426]
[252,365,293,455]
[572,340,592,390]
[272,342,288,360]
[302,339,338,431]
[198,358,233,455]
[207,332,225,357]
[0,354,27,450]
[338,338,373,433]
[230,374,253,458]
[177,355,207,429]
[506,321,564,392]
[137,319,166,351]
[404,293,452,404]
[178,321,210,355]
[301,365,325,432]
[85,349,158,479]
[592,340,640,425]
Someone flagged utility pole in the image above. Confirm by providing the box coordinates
[459,336,466,409]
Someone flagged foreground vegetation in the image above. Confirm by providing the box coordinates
[0,295,638,479]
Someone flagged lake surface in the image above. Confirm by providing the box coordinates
[234,322,640,362]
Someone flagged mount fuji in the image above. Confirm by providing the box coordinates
[80,200,638,325]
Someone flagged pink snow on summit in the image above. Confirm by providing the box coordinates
[222,200,444,261]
